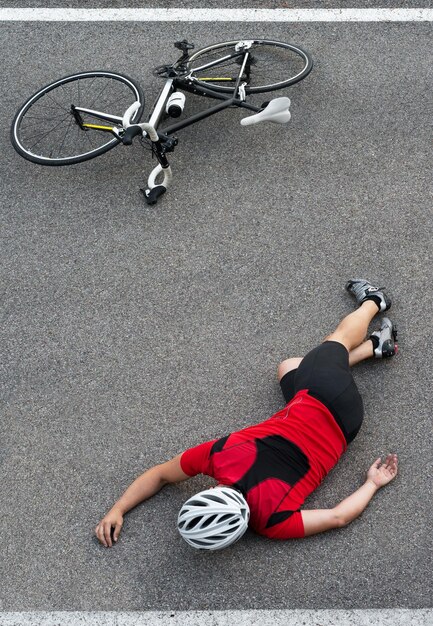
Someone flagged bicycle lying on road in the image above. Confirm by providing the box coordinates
[11,38,313,205]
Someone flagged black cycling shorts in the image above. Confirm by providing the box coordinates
[279,341,364,444]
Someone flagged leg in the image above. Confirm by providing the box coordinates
[278,339,374,383]
[278,358,303,405]
[278,313,398,381]
[277,340,373,406]
[277,357,303,381]
[277,279,394,440]
[326,300,379,352]
[277,311,373,437]
[348,340,375,366]
[326,305,398,359]
[339,277,393,352]
[290,342,364,443]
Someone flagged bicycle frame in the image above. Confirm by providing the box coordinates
[72,46,266,204]
[76,51,262,132]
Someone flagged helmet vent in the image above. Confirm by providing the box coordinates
[185,517,201,530]
[200,514,217,528]
[218,514,233,524]
[204,494,226,504]
[226,491,243,504]
[192,539,212,547]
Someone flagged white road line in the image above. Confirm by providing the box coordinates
[1,610,433,625]
[0,8,432,21]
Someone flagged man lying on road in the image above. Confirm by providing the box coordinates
[96,278,398,550]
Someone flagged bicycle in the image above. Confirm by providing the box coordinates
[11,38,313,205]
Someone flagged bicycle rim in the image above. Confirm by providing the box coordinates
[11,71,144,165]
[187,40,312,94]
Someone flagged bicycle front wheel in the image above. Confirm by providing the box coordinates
[187,39,312,94]
[11,71,145,166]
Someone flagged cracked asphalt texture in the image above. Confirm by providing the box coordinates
[0,15,432,611]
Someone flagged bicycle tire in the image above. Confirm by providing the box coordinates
[187,39,312,94]
[11,71,145,166]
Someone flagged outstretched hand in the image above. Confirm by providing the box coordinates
[95,507,124,547]
[367,454,398,488]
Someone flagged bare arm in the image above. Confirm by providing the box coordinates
[302,454,398,537]
[113,455,189,515]
[95,455,190,547]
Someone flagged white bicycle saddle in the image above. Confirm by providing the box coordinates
[241,97,291,126]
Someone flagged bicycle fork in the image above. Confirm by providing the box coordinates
[141,139,175,206]
[121,101,176,205]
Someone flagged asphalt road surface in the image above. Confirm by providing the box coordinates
[0,11,432,613]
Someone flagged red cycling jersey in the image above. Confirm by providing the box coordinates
[180,389,347,539]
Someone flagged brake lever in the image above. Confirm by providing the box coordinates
[121,125,143,145]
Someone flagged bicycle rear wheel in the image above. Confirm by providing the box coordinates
[11,71,145,166]
[187,39,312,94]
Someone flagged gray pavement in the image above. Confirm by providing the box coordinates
[1,18,432,612]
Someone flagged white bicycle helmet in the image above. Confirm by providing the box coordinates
[177,486,250,550]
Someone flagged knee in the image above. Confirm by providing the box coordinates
[277,357,302,382]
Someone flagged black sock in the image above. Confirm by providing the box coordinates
[366,295,382,310]
[370,335,379,350]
